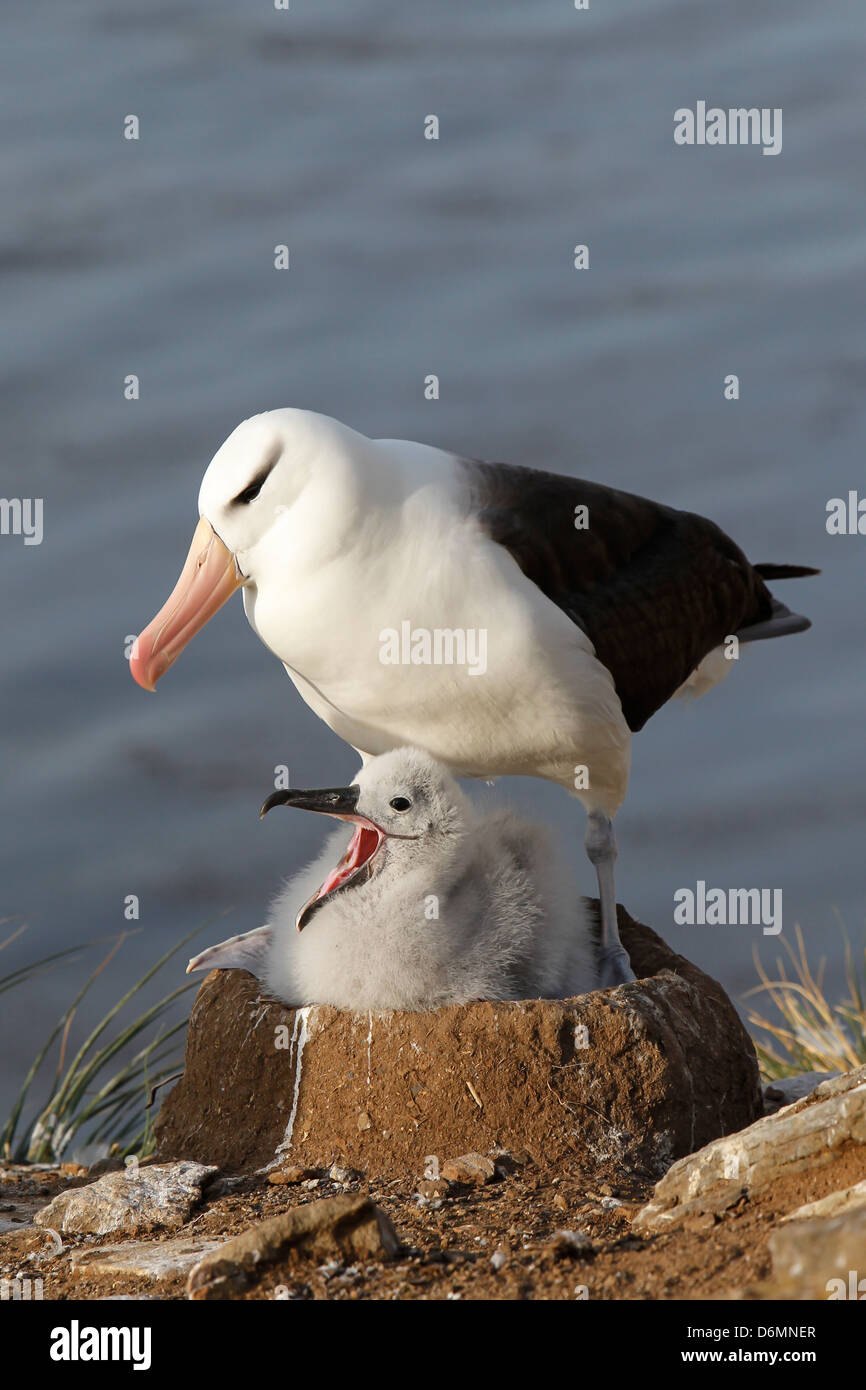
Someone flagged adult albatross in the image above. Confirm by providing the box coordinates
[129,409,817,987]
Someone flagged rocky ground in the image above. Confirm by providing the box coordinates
[3,908,864,1302]
[2,1067,865,1302]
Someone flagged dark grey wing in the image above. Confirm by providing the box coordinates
[460,457,774,732]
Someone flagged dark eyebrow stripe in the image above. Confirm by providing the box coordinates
[230,447,280,506]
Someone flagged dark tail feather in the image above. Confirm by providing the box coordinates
[754,563,820,579]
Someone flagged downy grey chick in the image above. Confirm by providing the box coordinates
[188,747,598,1010]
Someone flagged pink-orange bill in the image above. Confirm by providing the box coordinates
[129,517,244,690]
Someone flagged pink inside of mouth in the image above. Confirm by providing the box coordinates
[312,820,383,904]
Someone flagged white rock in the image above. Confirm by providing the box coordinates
[34,1161,217,1236]
[72,1237,222,1281]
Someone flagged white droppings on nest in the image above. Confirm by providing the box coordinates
[274,1006,312,1157]
[241,1002,270,1049]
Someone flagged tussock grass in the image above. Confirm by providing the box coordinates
[746,923,866,1080]
[0,921,208,1164]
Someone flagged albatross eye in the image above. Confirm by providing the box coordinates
[231,449,280,506]
[233,474,267,506]
[389,796,412,812]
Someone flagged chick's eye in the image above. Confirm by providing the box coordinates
[389,796,412,812]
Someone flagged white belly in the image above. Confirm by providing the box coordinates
[246,504,631,813]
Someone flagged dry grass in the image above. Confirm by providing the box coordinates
[746,923,866,1079]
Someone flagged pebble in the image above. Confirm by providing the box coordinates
[416,1179,449,1200]
[491,1150,526,1178]
[328,1164,357,1185]
[440,1154,496,1187]
[547,1229,594,1259]
[414,1194,444,1211]
[268,1165,312,1186]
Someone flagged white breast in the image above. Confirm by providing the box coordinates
[244,442,631,812]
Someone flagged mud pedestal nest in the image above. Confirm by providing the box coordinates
[155,905,761,1178]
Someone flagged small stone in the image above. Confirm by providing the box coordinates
[268,1165,312,1186]
[600,1196,622,1211]
[491,1150,526,1178]
[553,1193,568,1213]
[34,1161,217,1237]
[302,1178,321,1190]
[186,1194,401,1300]
[414,1194,443,1211]
[417,1179,449,1200]
[357,1112,372,1132]
[490,1249,508,1272]
[547,1229,594,1259]
[441,1154,496,1186]
[328,1164,356,1184]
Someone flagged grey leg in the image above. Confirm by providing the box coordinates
[585,810,635,988]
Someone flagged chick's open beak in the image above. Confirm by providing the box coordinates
[260,784,383,930]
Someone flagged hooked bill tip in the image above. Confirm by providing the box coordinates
[259,790,285,818]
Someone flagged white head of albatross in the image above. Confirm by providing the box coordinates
[186,747,598,1011]
[132,408,818,988]
[129,410,380,690]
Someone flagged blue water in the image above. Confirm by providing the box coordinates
[2,0,865,1118]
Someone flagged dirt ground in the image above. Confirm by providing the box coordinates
[3,1141,864,1301]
